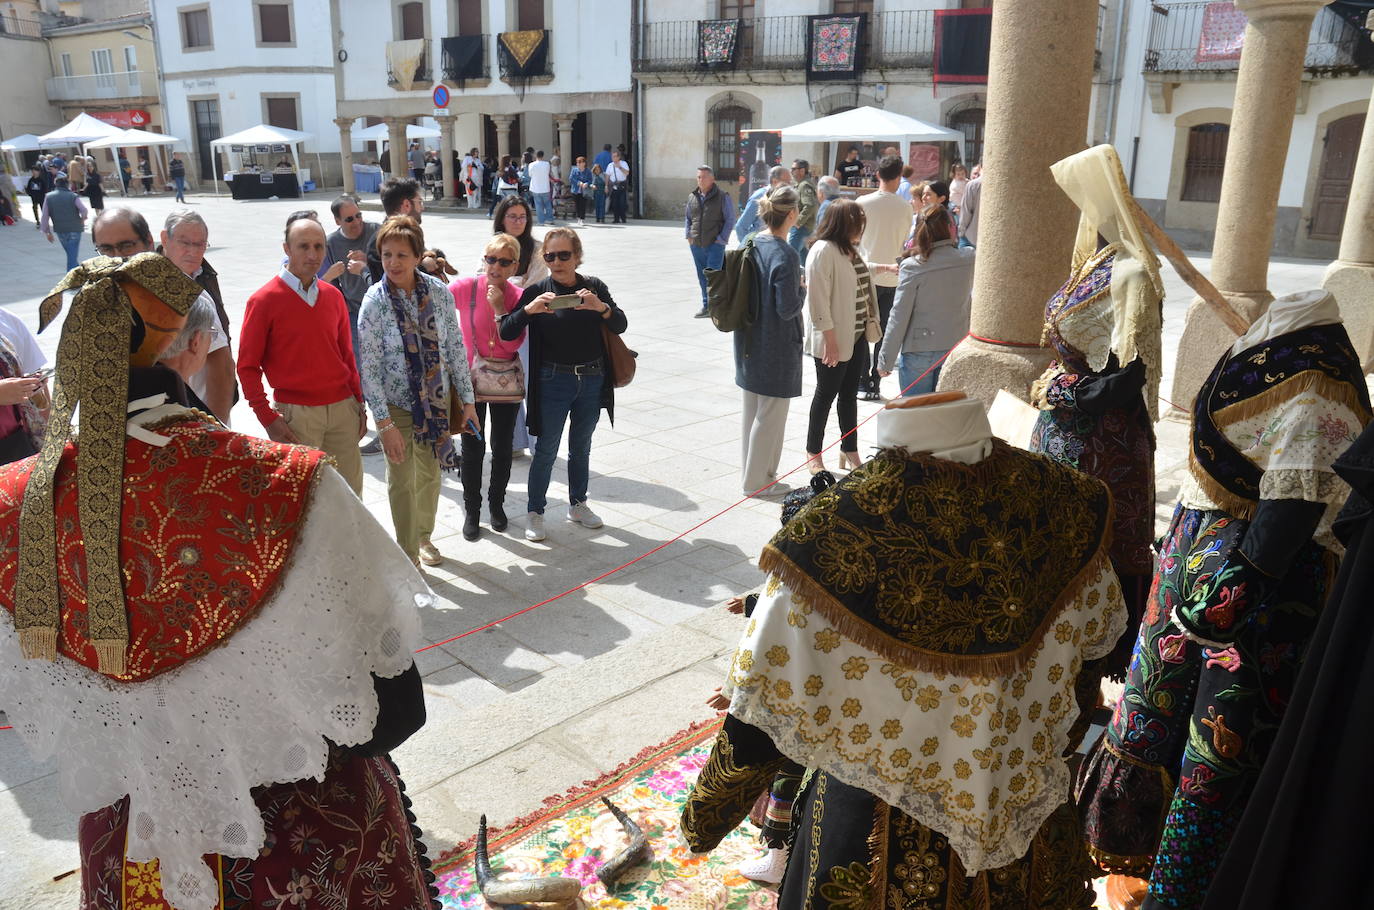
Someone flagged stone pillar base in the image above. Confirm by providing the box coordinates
[935,336,1054,408]
[1166,290,1271,419]
[1323,260,1374,373]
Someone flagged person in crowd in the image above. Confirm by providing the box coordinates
[358,216,477,567]
[137,157,153,195]
[960,163,982,247]
[491,194,548,456]
[24,166,46,223]
[0,304,49,464]
[117,151,131,193]
[66,156,86,199]
[594,142,613,172]
[948,162,969,213]
[368,176,425,281]
[464,147,484,209]
[493,155,520,214]
[528,149,553,226]
[451,233,527,540]
[802,199,877,475]
[834,146,863,187]
[686,164,737,319]
[0,253,437,910]
[903,180,959,250]
[590,163,608,223]
[568,155,592,226]
[169,152,187,203]
[156,210,236,424]
[735,165,790,243]
[39,176,88,272]
[237,212,367,495]
[815,175,841,230]
[499,227,627,543]
[407,140,424,181]
[156,294,218,412]
[788,159,819,263]
[0,191,13,226]
[855,155,911,401]
[83,157,105,213]
[322,194,380,455]
[897,164,914,201]
[424,149,442,200]
[877,206,975,397]
[737,186,803,499]
[606,148,630,223]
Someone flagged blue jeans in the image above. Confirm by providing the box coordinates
[173,175,186,202]
[689,242,726,311]
[56,231,81,271]
[533,192,553,224]
[897,350,944,397]
[594,192,606,221]
[787,225,812,264]
[527,367,604,514]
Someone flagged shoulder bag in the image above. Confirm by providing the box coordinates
[595,282,636,388]
[467,280,525,404]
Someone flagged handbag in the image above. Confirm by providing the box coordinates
[601,322,637,388]
[467,280,525,404]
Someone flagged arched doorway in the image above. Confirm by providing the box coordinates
[947,106,985,167]
[707,99,752,185]
[1309,112,1364,241]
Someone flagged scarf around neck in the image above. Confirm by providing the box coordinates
[383,271,459,472]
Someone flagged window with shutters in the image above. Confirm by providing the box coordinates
[255,2,294,45]
[264,96,300,131]
[1180,123,1229,203]
[399,1,425,40]
[179,6,212,50]
[516,0,544,31]
[719,0,755,62]
[455,0,482,35]
[707,101,753,186]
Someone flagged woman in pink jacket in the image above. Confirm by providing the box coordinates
[451,233,527,540]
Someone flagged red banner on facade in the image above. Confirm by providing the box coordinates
[90,110,151,129]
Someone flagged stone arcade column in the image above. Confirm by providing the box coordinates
[335,117,356,195]
[555,116,575,167]
[437,110,455,199]
[1168,0,1329,410]
[1323,82,1374,370]
[491,115,516,159]
[385,117,409,180]
[935,0,1102,404]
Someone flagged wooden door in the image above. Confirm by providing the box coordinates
[1310,113,1364,241]
[517,0,544,31]
[720,0,754,64]
[457,0,481,35]
[399,2,424,39]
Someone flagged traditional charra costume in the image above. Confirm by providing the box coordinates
[1074,289,1371,909]
[0,254,441,910]
[1030,144,1164,680]
[682,395,1127,908]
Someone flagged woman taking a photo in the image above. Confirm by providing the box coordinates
[499,227,627,543]
[803,199,878,474]
[737,185,804,498]
[490,195,548,456]
[357,215,477,568]
[878,205,975,396]
[451,233,526,540]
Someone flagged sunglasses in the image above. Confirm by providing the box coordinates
[484,255,515,267]
[341,213,361,224]
[95,240,144,256]
[542,250,574,262]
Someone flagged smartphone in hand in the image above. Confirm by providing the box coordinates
[547,294,581,310]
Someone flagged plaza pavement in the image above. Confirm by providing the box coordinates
[0,188,1332,908]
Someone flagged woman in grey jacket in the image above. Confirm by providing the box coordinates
[877,205,975,396]
[736,186,804,498]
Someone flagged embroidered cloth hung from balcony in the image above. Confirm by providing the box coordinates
[388,38,427,91]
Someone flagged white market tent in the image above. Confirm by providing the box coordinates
[37,112,124,149]
[208,124,319,196]
[1,133,46,152]
[84,127,183,150]
[777,106,962,144]
[354,122,441,147]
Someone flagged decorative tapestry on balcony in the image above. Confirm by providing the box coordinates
[934,9,992,85]
[1196,2,1246,63]
[698,19,740,68]
[806,14,865,82]
[387,39,426,92]
[442,35,485,86]
[498,29,549,99]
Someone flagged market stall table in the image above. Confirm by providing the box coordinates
[227,171,300,200]
[353,164,383,193]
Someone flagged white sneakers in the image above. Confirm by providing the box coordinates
[525,512,546,541]
[526,502,604,542]
[738,847,789,884]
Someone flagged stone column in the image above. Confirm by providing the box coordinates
[1323,84,1374,370]
[935,0,1101,404]
[1168,0,1329,411]
[437,111,455,200]
[386,117,409,180]
[335,117,356,195]
[491,115,516,158]
[555,115,575,166]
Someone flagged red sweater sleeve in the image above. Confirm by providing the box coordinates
[235,291,277,427]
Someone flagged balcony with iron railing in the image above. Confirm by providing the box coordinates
[0,14,42,38]
[46,70,153,102]
[441,34,490,83]
[386,41,432,87]
[1143,2,1367,75]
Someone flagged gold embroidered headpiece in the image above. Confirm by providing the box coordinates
[16,253,203,675]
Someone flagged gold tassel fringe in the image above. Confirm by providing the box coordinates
[93,639,127,677]
[18,626,58,661]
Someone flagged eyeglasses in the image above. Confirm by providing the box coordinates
[171,236,209,250]
[96,240,144,256]
[483,255,515,267]
[341,213,361,224]
[504,212,528,221]
[542,250,574,262]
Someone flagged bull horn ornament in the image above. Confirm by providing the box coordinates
[473,799,653,906]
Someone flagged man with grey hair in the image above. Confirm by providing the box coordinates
[815,175,841,229]
[686,164,736,318]
[734,165,792,244]
[322,194,381,454]
[157,209,236,424]
[157,295,218,413]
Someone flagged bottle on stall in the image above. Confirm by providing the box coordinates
[748,142,769,196]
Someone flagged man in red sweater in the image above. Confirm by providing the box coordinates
[237,213,367,493]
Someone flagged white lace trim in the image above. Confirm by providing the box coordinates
[728,563,1124,875]
[0,466,428,910]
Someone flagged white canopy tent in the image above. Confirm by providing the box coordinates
[208,124,318,196]
[86,129,185,195]
[353,122,440,148]
[776,106,963,144]
[1,134,46,176]
[36,112,124,149]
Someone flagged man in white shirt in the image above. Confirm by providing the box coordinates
[606,149,630,223]
[856,156,911,400]
[960,166,982,247]
[528,149,553,225]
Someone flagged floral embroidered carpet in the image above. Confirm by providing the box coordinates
[433,718,778,909]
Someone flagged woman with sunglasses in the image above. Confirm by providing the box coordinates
[499,227,627,543]
[489,195,549,456]
[450,234,526,540]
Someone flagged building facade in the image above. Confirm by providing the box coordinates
[1110,0,1371,259]
[0,0,61,143]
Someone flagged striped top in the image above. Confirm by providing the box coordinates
[852,258,871,341]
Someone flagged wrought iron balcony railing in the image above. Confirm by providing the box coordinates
[386,40,432,87]
[46,70,152,102]
[1143,2,1365,75]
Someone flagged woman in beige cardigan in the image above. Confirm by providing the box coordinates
[803,199,878,473]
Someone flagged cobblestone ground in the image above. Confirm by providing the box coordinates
[0,188,1330,907]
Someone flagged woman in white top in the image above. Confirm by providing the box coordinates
[803,199,878,474]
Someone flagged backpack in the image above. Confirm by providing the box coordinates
[705,234,759,340]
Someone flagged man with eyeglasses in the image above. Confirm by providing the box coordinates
[324,195,382,454]
[158,210,237,425]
